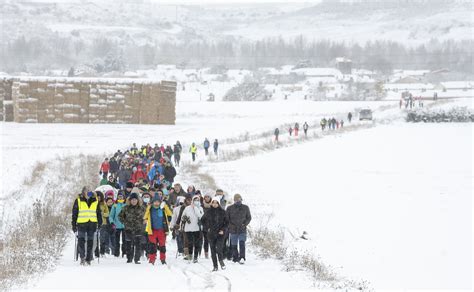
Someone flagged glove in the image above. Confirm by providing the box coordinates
[160,201,166,209]
[72,225,77,233]
[111,224,116,231]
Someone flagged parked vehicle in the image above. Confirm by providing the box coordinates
[359,109,373,121]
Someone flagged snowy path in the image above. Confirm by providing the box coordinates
[22,233,313,291]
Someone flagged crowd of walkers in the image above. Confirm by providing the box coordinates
[72,143,251,272]
[273,112,353,141]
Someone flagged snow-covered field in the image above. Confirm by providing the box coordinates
[1,98,472,290]
[203,122,473,289]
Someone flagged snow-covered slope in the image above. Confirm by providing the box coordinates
[3,0,471,46]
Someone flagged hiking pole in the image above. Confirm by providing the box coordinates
[97,230,100,264]
[74,233,78,261]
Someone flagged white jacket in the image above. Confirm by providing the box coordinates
[170,205,183,229]
[182,205,204,232]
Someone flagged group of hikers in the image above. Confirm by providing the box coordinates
[400,93,424,109]
[72,143,251,272]
[189,138,219,162]
[273,112,353,141]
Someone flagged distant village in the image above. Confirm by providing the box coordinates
[2,57,473,103]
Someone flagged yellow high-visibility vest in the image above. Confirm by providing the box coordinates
[190,146,197,153]
[77,198,98,223]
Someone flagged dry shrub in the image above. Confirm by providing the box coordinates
[0,154,101,291]
[23,161,47,186]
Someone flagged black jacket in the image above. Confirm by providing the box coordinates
[226,203,251,234]
[117,168,132,185]
[109,159,119,173]
[72,195,103,229]
[164,166,177,183]
[202,207,228,236]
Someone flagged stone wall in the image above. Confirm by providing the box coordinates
[0,77,176,124]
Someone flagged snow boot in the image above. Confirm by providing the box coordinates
[193,258,198,263]
[239,258,245,265]
[212,267,218,272]
[86,260,91,266]
[161,260,167,265]
[219,260,226,270]
[135,260,141,264]
[80,258,86,266]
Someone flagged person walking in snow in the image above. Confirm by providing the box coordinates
[170,197,187,257]
[274,128,280,142]
[213,139,219,156]
[203,138,210,156]
[109,157,119,179]
[226,194,251,264]
[109,192,126,257]
[190,143,197,162]
[119,192,146,264]
[181,195,204,263]
[99,192,115,256]
[201,194,213,259]
[72,187,103,265]
[163,161,177,185]
[143,194,172,265]
[340,120,344,128]
[173,144,181,167]
[294,122,299,136]
[100,158,110,179]
[320,118,327,131]
[288,126,293,136]
[303,122,309,137]
[348,112,353,123]
[201,197,228,271]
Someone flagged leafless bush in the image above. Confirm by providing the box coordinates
[248,216,287,260]
[0,154,101,291]
[23,161,47,186]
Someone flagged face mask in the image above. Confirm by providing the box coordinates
[234,201,242,205]
[143,197,150,204]
[193,201,200,207]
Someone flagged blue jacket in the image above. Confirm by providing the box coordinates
[109,202,125,229]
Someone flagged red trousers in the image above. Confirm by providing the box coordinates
[148,229,166,263]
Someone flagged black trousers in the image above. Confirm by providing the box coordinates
[124,230,142,262]
[202,231,209,253]
[186,231,202,260]
[77,222,97,261]
[208,233,225,268]
[114,229,126,257]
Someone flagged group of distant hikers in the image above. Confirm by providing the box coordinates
[273,112,353,141]
[72,142,250,272]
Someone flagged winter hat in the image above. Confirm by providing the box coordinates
[176,196,185,205]
[151,194,161,204]
[126,181,134,189]
[192,195,200,202]
[211,197,220,205]
[131,187,141,194]
[234,194,242,202]
[129,193,139,200]
[105,190,114,198]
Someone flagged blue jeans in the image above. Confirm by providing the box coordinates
[229,233,246,261]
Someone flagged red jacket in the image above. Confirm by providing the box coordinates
[131,167,146,183]
[100,162,110,173]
